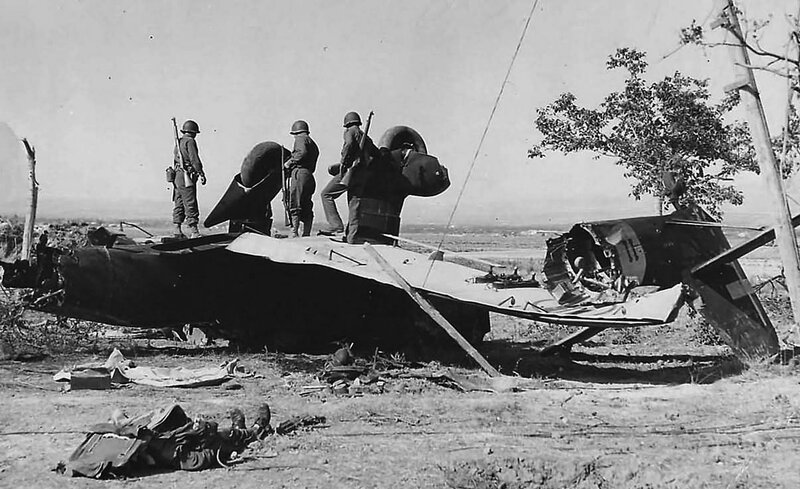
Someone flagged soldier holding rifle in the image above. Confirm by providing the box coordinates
[171,119,207,238]
[319,111,376,235]
[285,120,319,237]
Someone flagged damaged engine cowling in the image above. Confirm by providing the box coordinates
[543,206,727,294]
[204,141,291,231]
[542,205,778,357]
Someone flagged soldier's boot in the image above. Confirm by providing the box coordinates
[291,216,300,238]
[173,224,186,238]
[229,408,246,430]
[252,403,273,439]
[187,224,201,239]
[301,218,312,237]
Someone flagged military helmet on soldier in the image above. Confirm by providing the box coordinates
[290,120,310,135]
[343,111,361,128]
[181,120,200,134]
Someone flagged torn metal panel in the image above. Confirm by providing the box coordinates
[4,233,490,351]
[690,256,777,357]
[227,234,685,327]
[688,277,779,359]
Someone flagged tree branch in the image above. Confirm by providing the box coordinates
[722,21,800,69]
[734,62,793,79]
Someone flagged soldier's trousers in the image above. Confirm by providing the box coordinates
[320,173,346,232]
[288,168,315,223]
[173,173,199,226]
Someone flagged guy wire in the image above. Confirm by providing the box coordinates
[423,0,541,286]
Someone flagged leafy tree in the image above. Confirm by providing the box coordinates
[529,48,758,217]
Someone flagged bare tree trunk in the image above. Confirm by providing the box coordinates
[21,139,38,261]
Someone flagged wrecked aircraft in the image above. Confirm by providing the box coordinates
[541,208,779,358]
[0,125,781,359]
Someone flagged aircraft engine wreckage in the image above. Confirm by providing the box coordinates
[0,125,780,359]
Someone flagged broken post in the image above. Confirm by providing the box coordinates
[21,138,38,261]
[713,0,800,338]
[363,243,502,377]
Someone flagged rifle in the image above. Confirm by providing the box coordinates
[341,110,374,186]
[171,117,195,188]
[357,111,374,170]
[280,146,291,226]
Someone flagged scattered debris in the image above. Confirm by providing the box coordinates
[297,348,539,396]
[54,348,254,389]
[331,345,353,366]
[85,227,135,248]
[275,415,328,435]
[182,324,211,346]
[66,369,112,390]
[441,457,606,489]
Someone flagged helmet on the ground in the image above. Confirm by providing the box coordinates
[181,120,200,134]
[343,111,361,127]
[290,120,309,135]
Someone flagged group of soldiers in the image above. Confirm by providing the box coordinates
[171,111,373,239]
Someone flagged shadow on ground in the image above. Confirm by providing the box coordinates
[480,338,744,385]
[44,335,746,386]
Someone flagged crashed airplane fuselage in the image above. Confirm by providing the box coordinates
[0,125,780,357]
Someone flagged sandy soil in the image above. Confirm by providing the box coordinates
[1,230,800,488]
[1,327,799,488]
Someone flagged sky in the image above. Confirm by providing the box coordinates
[0,0,798,227]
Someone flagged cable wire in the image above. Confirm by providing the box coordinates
[423,0,541,285]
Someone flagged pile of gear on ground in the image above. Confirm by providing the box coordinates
[57,403,325,478]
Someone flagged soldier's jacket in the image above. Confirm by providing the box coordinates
[288,134,319,172]
[340,125,378,169]
[174,136,204,177]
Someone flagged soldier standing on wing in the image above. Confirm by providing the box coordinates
[319,111,375,235]
[173,119,207,238]
[285,120,319,237]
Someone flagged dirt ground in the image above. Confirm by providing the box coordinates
[2,321,799,488]
[1,229,800,488]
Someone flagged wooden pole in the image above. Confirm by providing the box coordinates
[713,0,800,336]
[20,139,38,261]
[363,243,502,377]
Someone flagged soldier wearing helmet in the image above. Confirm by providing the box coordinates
[319,111,376,235]
[173,119,207,238]
[285,120,319,237]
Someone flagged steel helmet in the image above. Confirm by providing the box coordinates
[343,111,361,127]
[290,120,309,135]
[181,120,200,134]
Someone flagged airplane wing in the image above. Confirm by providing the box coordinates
[227,234,684,327]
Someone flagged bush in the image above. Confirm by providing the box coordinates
[1,217,104,358]
[0,291,102,358]
[0,217,24,260]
